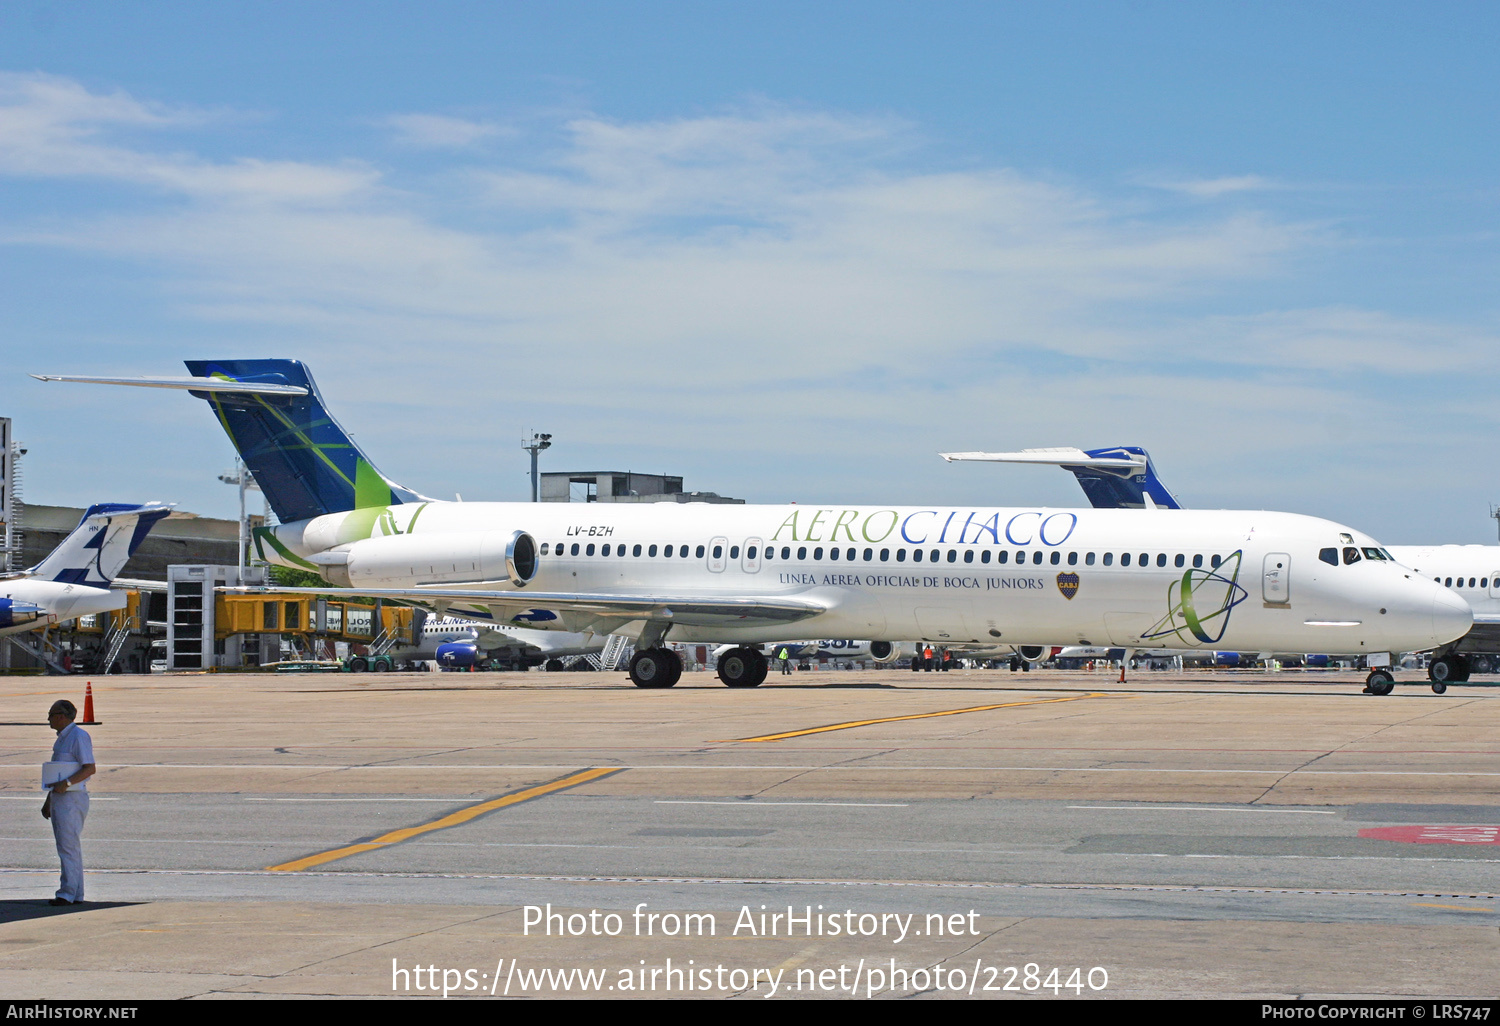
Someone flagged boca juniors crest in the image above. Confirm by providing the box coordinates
[1056,572,1080,600]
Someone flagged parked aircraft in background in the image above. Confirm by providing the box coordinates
[960,444,1500,688]
[397,614,606,670]
[36,364,1470,694]
[1,502,172,637]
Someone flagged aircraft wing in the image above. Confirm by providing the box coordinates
[227,585,826,635]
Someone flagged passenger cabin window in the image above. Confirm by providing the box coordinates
[980,550,990,563]
[1343,547,1361,565]
[713,545,723,559]
[880,548,890,561]
[747,546,757,560]
[648,544,658,557]
[730,546,740,559]
[601,544,611,556]
[1211,555,1221,568]
[997,551,1008,564]
[1157,554,1167,568]
[1121,553,1131,567]
[1193,554,1203,568]
[633,544,642,557]
[947,550,957,563]
[586,543,596,556]
[1103,553,1113,566]
[1050,551,1060,565]
[798,546,808,560]
[1319,548,1338,566]
[913,549,923,562]
[1085,552,1095,565]
[1174,554,1185,568]
[896,548,906,562]
[696,545,706,558]
[541,543,550,555]
[1032,551,1043,565]
[782,547,791,559]
[571,543,580,556]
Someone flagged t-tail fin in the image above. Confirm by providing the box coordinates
[938,445,1182,509]
[182,360,427,523]
[1066,446,1182,510]
[28,502,174,587]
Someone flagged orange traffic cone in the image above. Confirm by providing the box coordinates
[81,682,100,725]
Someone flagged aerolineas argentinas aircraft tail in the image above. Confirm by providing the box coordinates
[940,446,1181,510]
[1,501,173,635]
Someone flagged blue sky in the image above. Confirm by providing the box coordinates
[2,2,1498,542]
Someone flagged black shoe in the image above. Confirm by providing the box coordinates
[47,898,73,906]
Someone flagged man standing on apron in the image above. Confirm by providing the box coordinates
[42,699,95,906]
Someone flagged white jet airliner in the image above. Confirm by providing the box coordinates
[34,363,1469,693]
[949,445,1500,689]
[1,502,173,639]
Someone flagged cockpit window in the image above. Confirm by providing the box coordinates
[1362,547,1386,560]
[1319,547,1338,566]
[1343,547,1362,565]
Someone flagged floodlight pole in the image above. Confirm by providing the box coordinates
[523,432,552,502]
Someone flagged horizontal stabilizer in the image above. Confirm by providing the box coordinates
[940,445,1181,510]
[31,374,308,396]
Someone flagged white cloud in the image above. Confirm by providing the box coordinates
[1153,174,1276,197]
[383,113,509,148]
[0,71,376,203]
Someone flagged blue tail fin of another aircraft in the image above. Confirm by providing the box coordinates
[183,360,426,524]
[29,502,174,587]
[1065,446,1182,510]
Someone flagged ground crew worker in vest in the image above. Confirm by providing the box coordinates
[778,647,793,674]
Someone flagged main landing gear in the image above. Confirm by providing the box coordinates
[628,648,683,689]
[716,647,769,688]
[1428,654,1470,692]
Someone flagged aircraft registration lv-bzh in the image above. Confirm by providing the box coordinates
[34,362,1471,691]
[1,502,173,637]
[950,445,1500,691]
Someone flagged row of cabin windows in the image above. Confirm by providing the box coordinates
[1437,576,1489,589]
[539,541,1228,569]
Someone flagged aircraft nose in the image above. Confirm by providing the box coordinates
[1432,586,1473,647]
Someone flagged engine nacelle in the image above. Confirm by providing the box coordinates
[1017,645,1048,662]
[436,641,479,668]
[0,599,42,630]
[868,641,910,664]
[312,531,538,589]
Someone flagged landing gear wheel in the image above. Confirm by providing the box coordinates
[718,647,767,688]
[1432,681,1448,695]
[1365,669,1395,696]
[1428,656,1458,683]
[629,649,680,689]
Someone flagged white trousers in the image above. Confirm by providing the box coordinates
[50,790,89,902]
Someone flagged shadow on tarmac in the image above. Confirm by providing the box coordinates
[0,900,142,925]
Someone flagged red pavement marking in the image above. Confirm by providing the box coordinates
[1359,825,1500,845]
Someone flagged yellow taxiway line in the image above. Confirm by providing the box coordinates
[266,766,621,871]
[717,691,1109,743]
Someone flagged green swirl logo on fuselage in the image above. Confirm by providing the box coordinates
[1141,550,1248,646]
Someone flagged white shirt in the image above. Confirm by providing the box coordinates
[51,722,94,793]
